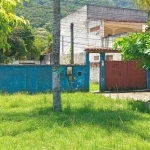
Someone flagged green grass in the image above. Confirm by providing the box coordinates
[90,83,99,91]
[0,91,150,150]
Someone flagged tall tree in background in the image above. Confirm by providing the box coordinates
[52,0,61,111]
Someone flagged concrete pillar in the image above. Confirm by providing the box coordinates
[85,52,90,91]
[100,53,105,92]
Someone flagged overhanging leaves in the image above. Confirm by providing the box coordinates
[114,31,150,69]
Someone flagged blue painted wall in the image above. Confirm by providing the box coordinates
[0,65,89,93]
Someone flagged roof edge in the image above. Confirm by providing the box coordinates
[85,47,120,53]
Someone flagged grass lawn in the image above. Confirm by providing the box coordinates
[0,90,150,149]
[90,83,99,91]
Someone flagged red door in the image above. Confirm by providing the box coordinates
[105,61,147,91]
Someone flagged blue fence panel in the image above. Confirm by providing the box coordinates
[0,66,26,93]
[37,66,52,92]
[72,65,87,91]
[26,66,38,93]
[0,65,89,93]
[60,66,68,91]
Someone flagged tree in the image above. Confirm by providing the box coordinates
[33,28,53,61]
[18,0,133,31]
[47,34,53,64]
[52,0,61,111]
[33,38,46,58]
[7,33,27,61]
[0,0,29,50]
[47,34,53,53]
[114,32,150,69]
[0,37,27,63]
[0,25,40,63]
[133,0,150,11]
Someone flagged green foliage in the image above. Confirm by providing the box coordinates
[33,38,46,56]
[0,25,38,63]
[47,33,53,53]
[17,0,136,30]
[0,0,29,50]
[133,0,150,11]
[113,0,150,69]
[0,92,150,149]
[33,28,52,55]
[34,28,50,41]
[114,31,150,69]
[0,0,54,63]
[8,35,27,61]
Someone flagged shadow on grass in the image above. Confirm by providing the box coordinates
[1,103,150,141]
[128,100,150,113]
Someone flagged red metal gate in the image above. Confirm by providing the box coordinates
[105,61,147,91]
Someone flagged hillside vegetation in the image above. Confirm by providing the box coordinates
[17,0,136,31]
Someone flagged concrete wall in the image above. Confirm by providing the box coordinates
[60,5,88,54]
[0,65,89,93]
[90,63,100,83]
[60,6,103,63]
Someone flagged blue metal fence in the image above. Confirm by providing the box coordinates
[0,65,89,93]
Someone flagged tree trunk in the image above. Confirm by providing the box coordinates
[52,0,61,111]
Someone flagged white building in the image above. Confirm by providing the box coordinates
[60,5,148,64]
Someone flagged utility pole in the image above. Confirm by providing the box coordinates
[70,23,74,64]
[52,0,61,111]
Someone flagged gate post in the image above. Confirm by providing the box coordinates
[100,53,105,92]
[85,52,90,91]
[148,68,150,91]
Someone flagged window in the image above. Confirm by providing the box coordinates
[106,55,113,61]
[94,56,99,60]
[78,71,82,76]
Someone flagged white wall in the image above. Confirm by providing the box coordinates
[90,65,99,83]
[60,5,132,63]
[60,6,104,63]
[61,6,88,55]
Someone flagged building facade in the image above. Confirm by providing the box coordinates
[60,5,149,64]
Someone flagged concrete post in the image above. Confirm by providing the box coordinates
[100,53,105,92]
[70,23,74,64]
[85,52,90,91]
